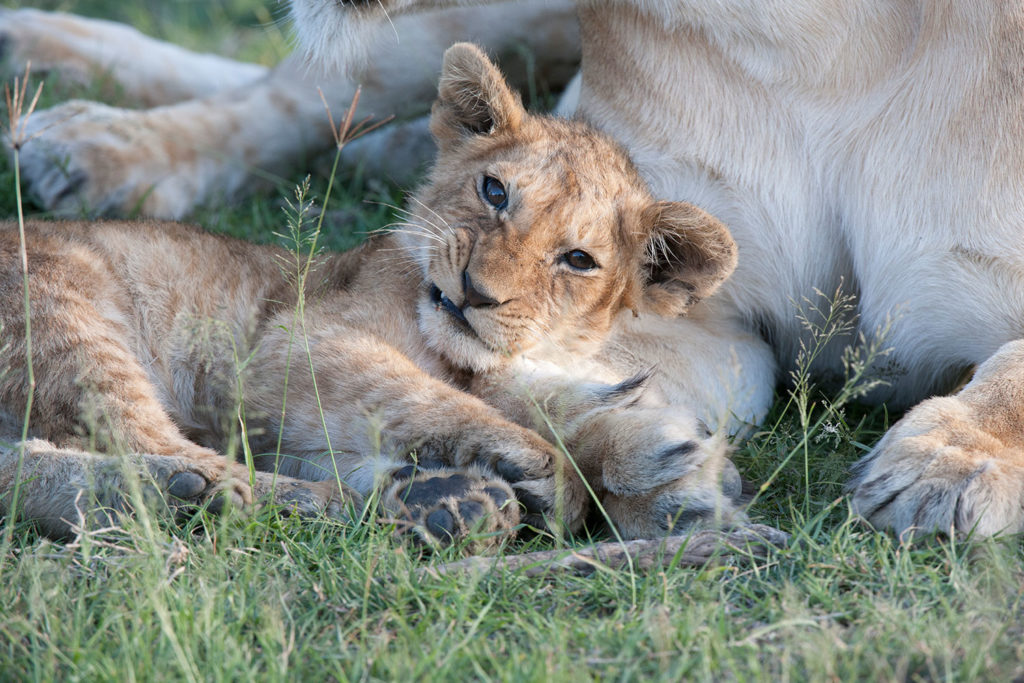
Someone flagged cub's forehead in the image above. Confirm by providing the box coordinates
[496,158,648,248]
[488,127,648,206]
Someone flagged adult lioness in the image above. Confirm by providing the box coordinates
[0,44,752,544]
[288,0,1024,539]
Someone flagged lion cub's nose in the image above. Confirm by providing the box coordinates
[462,271,501,309]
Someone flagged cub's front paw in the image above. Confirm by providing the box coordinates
[382,466,521,552]
[850,395,1024,538]
[583,405,723,497]
[569,403,745,538]
[603,457,747,539]
[478,431,590,535]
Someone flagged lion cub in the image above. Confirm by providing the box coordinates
[0,44,740,546]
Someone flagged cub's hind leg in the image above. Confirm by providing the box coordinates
[0,229,251,528]
[0,438,229,538]
[0,439,357,538]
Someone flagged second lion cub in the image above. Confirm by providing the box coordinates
[0,44,742,545]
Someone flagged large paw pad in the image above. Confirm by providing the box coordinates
[382,467,520,551]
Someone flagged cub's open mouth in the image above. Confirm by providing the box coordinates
[429,283,475,333]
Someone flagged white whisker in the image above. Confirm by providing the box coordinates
[407,195,456,235]
[369,208,449,241]
[376,224,446,245]
[365,200,446,235]
[391,207,450,238]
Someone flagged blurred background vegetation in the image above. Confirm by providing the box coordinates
[6,0,293,63]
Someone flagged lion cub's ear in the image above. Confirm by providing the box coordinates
[430,42,525,151]
[640,201,738,316]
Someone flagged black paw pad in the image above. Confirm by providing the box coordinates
[382,468,520,552]
[425,509,456,540]
[398,473,473,508]
[494,460,526,483]
[514,488,546,514]
[392,465,417,481]
[483,486,509,508]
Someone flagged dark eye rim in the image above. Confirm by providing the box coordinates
[561,249,599,271]
[479,175,509,210]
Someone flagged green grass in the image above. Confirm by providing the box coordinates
[2,2,1023,680]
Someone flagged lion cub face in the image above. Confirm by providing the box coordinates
[397,44,737,372]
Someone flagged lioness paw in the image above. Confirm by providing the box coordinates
[16,101,204,218]
[851,395,1024,538]
[382,466,521,552]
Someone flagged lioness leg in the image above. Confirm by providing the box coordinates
[851,339,1024,537]
[9,2,578,218]
[0,8,269,106]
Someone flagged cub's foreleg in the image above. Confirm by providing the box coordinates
[851,339,1024,537]
[249,329,588,545]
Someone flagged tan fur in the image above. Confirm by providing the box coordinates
[0,45,742,544]
[851,342,1024,537]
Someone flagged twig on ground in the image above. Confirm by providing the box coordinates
[419,524,789,579]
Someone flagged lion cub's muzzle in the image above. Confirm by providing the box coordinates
[430,282,482,342]
[429,271,504,335]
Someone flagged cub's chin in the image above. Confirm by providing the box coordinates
[417,288,507,373]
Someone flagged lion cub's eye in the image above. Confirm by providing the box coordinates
[481,176,508,210]
[562,249,598,271]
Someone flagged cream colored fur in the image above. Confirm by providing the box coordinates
[0,44,750,544]
[285,0,1024,538]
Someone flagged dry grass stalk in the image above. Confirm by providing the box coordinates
[318,85,394,150]
[419,524,789,579]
